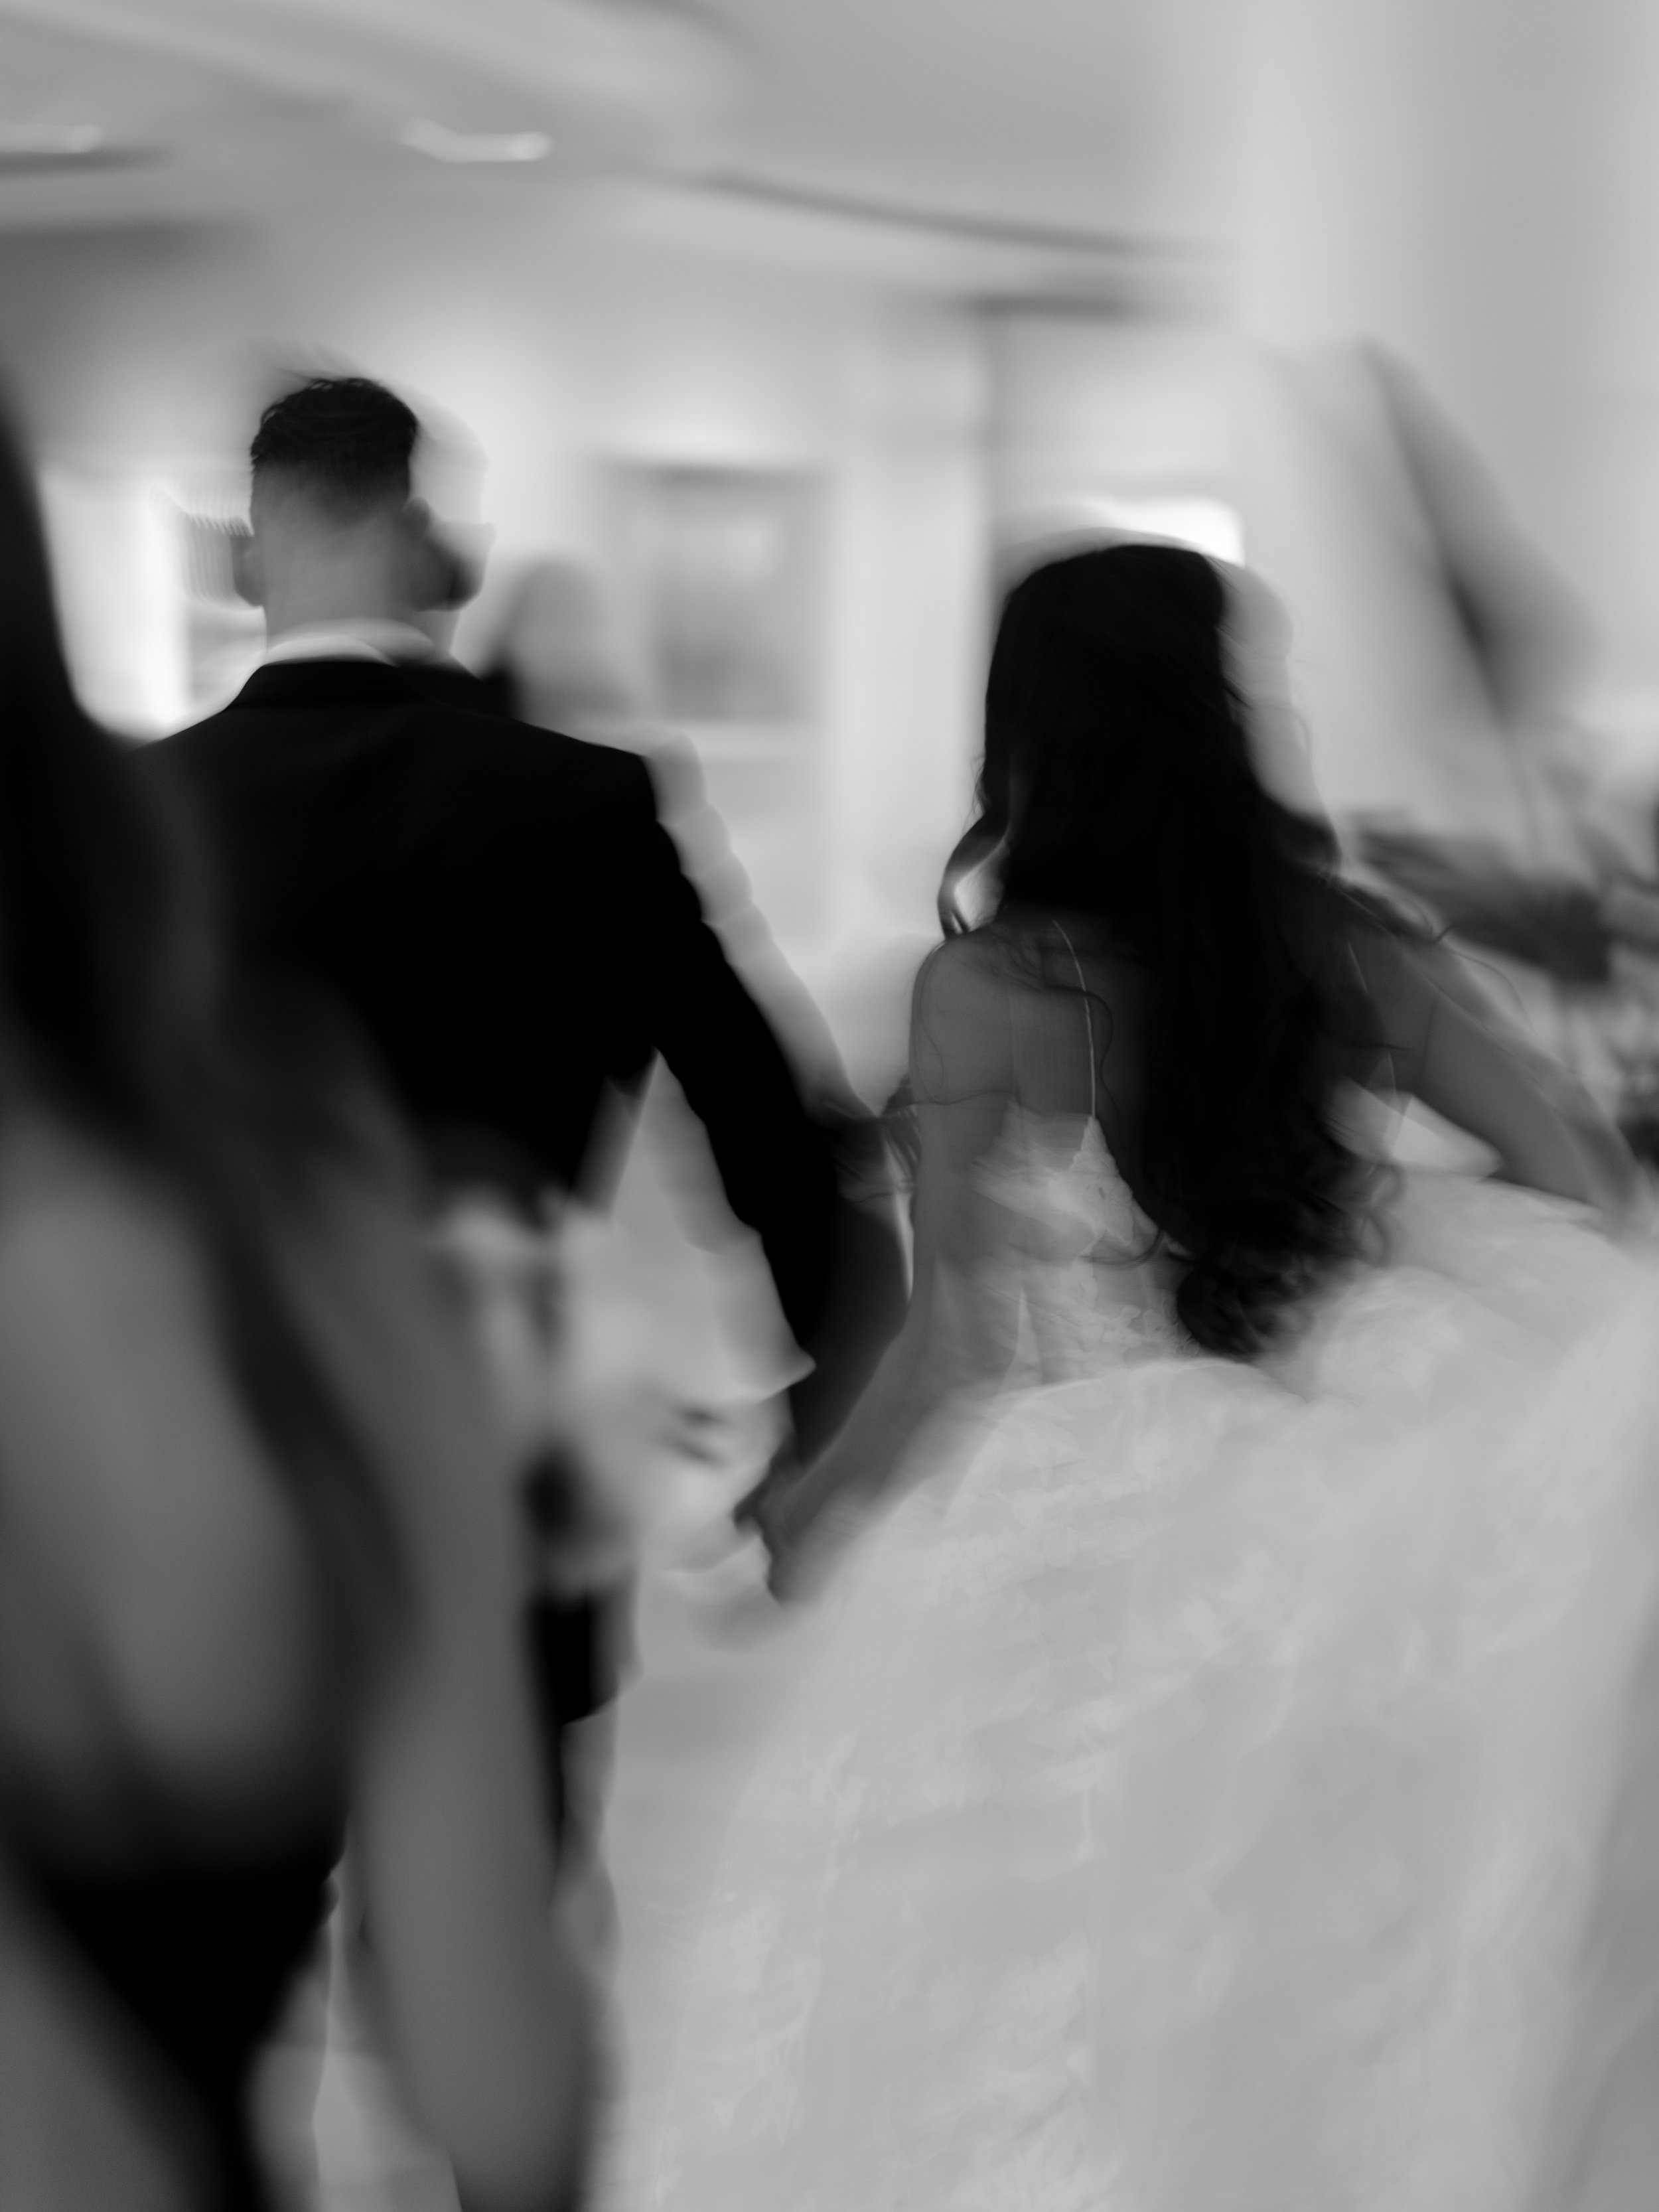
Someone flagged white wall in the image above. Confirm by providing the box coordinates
[986,311,1238,537]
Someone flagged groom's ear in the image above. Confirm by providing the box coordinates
[403,500,485,613]
[227,522,261,608]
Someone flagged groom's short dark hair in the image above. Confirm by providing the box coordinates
[250,376,419,514]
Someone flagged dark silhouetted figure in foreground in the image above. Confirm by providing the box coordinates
[147,377,904,1875]
[0,408,589,2210]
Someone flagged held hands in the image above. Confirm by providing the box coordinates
[654,1432,815,1635]
[732,1318,946,1607]
[732,1447,812,1603]
[733,1441,868,1605]
[656,1458,798,1641]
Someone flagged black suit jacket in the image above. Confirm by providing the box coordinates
[148,658,837,1348]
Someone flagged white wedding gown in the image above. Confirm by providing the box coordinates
[630,1102,1659,2211]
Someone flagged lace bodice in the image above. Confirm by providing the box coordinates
[972,1104,1184,1381]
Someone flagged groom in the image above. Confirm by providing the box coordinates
[147,374,903,1856]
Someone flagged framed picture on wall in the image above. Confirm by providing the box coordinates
[609,463,821,731]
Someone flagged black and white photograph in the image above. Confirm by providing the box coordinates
[2,6,1659,2211]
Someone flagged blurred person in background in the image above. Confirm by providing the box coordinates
[1259,344,1659,1140]
[480,558,640,741]
[1338,344,1606,976]
[0,406,589,2211]
[146,376,904,1901]
[634,544,1659,2212]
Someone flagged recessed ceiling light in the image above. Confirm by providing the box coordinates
[0,122,106,158]
[398,119,553,165]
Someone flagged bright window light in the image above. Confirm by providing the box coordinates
[1092,496,1245,564]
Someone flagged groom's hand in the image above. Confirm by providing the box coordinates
[731,1442,826,1602]
[739,1447,870,1604]
[733,1438,798,1538]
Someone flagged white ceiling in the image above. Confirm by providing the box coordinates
[695,0,1238,251]
[0,0,741,218]
[0,0,1236,291]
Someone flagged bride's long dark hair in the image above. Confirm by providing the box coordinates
[946,541,1378,1357]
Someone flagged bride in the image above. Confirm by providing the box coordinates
[634,543,1659,2211]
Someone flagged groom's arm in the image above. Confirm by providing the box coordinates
[613,757,905,1432]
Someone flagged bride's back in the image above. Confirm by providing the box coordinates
[942,541,1389,1354]
[915,915,1153,1173]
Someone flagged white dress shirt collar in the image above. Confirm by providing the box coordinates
[261,617,439,668]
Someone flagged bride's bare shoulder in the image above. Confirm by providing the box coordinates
[914,927,1015,995]
[909,931,1023,1103]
